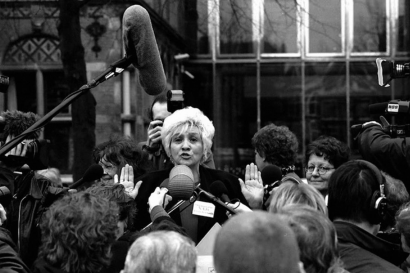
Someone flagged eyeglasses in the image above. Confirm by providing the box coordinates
[305,166,335,175]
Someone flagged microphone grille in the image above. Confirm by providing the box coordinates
[83,164,104,182]
[168,165,194,200]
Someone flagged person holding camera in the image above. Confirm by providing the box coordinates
[356,118,410,191]
[139,93,215,171]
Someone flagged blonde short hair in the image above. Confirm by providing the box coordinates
[161,107,215,164]
[269,182,328,215]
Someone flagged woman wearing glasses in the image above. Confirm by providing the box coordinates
[305,136,350,197]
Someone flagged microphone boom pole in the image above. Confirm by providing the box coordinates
[0,56,132,157]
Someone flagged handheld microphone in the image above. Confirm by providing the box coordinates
[122,5,167,96]
[68,164,104,189]
[196,186,236,215]
[142,165,195,230]
[210,180,231,203]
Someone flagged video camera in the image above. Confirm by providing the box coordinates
[351,59,410,139]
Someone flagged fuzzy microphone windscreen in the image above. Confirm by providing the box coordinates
[122,5,167,96]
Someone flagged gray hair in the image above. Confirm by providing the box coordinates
[123,231,197,273]
[161,107,215,164]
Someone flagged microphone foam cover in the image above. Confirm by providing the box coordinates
[210,180,229,198]
[83,164,104,182]
[261,165,283,187]
[122,5,167,96]
[160,178,169,189]
[168,165,194,200]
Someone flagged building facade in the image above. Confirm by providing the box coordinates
[0,0,409,180]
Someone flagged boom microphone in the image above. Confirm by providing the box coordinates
[122,5,167,96]
[196,186,236,215]
[69,164,104,189]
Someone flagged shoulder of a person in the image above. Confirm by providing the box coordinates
[200,166,238,181]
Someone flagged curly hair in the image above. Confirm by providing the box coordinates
[93,135,150,178]
[252,124,299,167]
[161,107,214,164]
[37,192,119,273]
[277,205,345,273]
[85,182,138,231]
[1,110,41,140]
[305,136,350,168]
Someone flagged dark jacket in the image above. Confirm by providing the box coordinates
[6,172,66,268]
[134,166,248,243]
[0,227,31,273]
[358,124,410,188]
[334,221,407,273]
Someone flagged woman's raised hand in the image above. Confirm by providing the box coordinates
[114,164,142,199]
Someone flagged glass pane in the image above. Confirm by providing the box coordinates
[353,0,387,53]
[9,71,37,113]
[214,64,256,174]
[197,0,210,54]
[305,63,347,144]
[43,71,70,114]
[219,0,254,54]
[397,0,410,52]
[262,0,298,54]
[309,0,342,53]
[44,122,72,174]
[260,63,303,175]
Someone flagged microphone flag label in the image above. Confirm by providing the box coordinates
[193,201,215,218]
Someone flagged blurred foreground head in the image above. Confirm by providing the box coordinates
[213,211,304,273]
[123,230,197,273]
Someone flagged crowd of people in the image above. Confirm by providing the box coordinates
[1,90,410,273]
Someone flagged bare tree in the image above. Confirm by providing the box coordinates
[58,0,95,181]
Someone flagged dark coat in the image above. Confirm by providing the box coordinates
[134,165,248,243]
[334,221,407,273]
[358,124,410,188]
[0,227,30,273]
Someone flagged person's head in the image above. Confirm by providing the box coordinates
[85,182,137,235]
[252,124,299,171]
[122,230,197,273]
[269,182,327,215]
[1,110,41,141]
[93,135,147,183]
[395,202,410,253]
[305,136,350,195]
[277,205,343,273]
[148,93,170,121]
[161,107,214,171]
[213,211,304,273]
[381,171,410,231]
[328,160,386,227]
[37,192,119,273]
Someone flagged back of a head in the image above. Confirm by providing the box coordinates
[38,192,119,273]
[2,110,41,140]
[123,230,197,273]
[251,124,298,168]
[278,204,342,273]
[269,182,327,215]
[328,160,382,224]
[213,211,301,273]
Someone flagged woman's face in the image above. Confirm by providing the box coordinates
[306,154,335,194]
[99,155,119,183]
[170,127,204,170]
